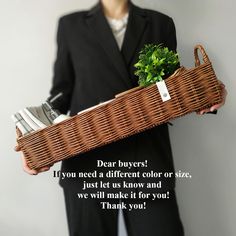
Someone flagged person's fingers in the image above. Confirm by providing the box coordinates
[209,86,227,112]
[14,145,21,152]
[219,82,227,100]
[197,108,211,115]
[21,155,52,174]
[197,84,227,115]
[210,104,221,112]
[37,166,51,173]
[21,156,38,175]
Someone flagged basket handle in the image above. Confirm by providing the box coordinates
[194,44,210,67]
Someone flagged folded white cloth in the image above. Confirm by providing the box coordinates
[12,101,70,136]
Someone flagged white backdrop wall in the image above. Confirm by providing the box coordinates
[0,0,235,235]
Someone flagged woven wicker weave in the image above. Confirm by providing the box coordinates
[16,45,223,169]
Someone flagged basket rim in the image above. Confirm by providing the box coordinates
[17,60,213,143]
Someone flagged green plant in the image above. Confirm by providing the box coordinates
[134,44,180,87]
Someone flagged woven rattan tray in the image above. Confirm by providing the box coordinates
[16,45,223,169]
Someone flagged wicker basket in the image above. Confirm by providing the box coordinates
[16,45,223,169]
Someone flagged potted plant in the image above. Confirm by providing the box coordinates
[134,44,180,87]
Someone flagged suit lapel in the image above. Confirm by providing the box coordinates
[85,3,132,88]
[85,2,148,88]
[121,3,148,66]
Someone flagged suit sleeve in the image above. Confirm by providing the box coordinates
[166,17,177,52]
[48,17,75,114]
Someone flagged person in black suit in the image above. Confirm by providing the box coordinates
[15,0,227,235]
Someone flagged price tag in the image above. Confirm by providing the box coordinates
[156,80,171,102]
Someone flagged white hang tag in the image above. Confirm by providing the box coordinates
[156,80,171,102]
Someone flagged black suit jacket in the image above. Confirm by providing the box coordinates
[50,2,177,194]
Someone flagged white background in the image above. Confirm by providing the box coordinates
[0,0,235,235]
